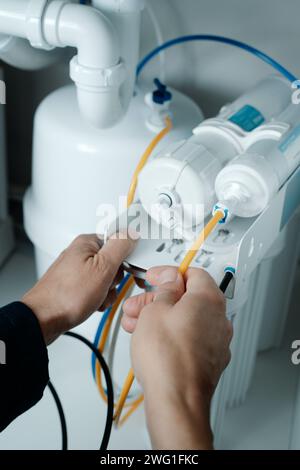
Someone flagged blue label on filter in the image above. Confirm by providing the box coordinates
[229,105,265,132]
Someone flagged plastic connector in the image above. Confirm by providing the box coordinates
[152,78,172,105]
[224,266,236,275]
[145,79,173,132]
[212,203,231,224]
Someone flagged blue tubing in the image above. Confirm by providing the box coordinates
[137,34,298,83]
[91,273,132,378]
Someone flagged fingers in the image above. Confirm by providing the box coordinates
[98,267,128,311]
[184,268,218,295]
[122,315,138,334]
[147,267,225,314]
[94,231,137,287]
[111,267,124,289]
[122,267,185,333]
[98,288,118,311]
[122,291,155,329]
[124,291,156,317]
[122,291,155,333]
[70,234,103,256]
[148,266,217,292]
[146,265,178,286]
[124,267,224,335]
[150,267,185,307]
[180,268,226,313]
[100,232,137,268]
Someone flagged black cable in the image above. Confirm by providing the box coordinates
[64,331,114,451]
[219,271,234,294]
[47,380,68,450]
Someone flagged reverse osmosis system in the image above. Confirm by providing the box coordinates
[115,75,300,443]
[1,0,300,450]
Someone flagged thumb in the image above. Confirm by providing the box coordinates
[97,231,137,283]
[149,267,185,307]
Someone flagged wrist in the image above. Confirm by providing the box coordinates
[22,289,66,345]
[143,379,213,450]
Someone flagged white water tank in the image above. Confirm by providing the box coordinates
[24,84,203,278]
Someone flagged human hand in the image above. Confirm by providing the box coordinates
[22,233,136,344]
[122,266,232,449]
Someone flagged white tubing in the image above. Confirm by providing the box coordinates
[146,1,165,82]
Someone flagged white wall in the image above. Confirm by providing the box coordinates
[4,0,300,188]
[140,0,300,115]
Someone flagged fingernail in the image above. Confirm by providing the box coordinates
[158,268,179,284]
[128,228,141,241]
[109,229,140,241]
[123,296,134,309]
[122,315,137,334]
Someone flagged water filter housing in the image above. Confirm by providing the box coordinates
[138,75,292,232]
[215,104,300,217]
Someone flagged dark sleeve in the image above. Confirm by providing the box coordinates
[0,302,49,431]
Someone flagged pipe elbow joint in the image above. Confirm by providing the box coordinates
[57,4,120,68]
[0,0,130,127]
[46,2,127,128]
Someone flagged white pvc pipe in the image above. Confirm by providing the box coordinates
[0,0,63,71]
[0,35,64,71]
[44,2,120,68]
[46,1,126,127]
[0,0,137,127]
[92,0,144,118]
[0,0,29,38]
